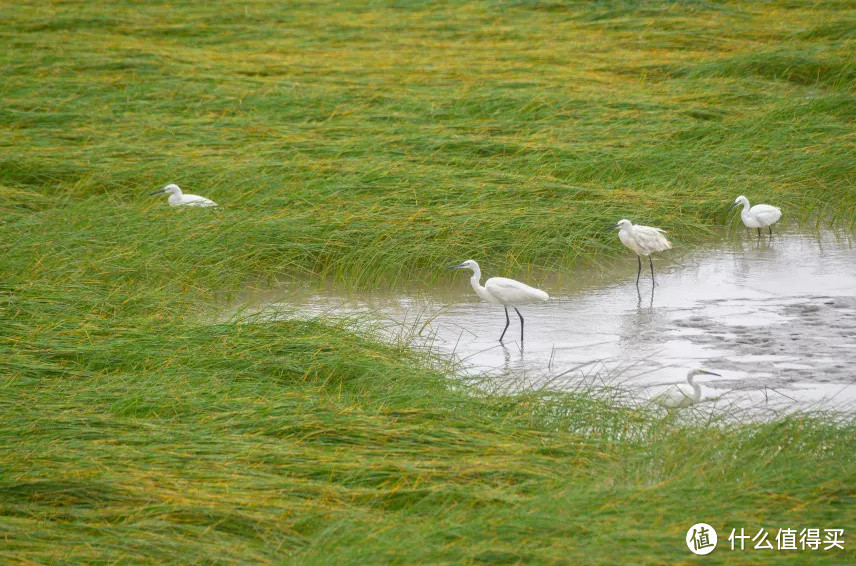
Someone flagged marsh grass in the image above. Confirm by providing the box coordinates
[2,0,855,563]
[3,0,856,288]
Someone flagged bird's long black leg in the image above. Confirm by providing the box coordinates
[757,228,761,241]
[514,307,524,345]
[499,306,510,342]
[636,256,642,287]
[649,256,655,286]
[769,226,773,237]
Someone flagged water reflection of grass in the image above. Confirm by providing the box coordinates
[2,1,854,562]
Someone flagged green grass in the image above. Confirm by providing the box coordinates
[1,0,855,563]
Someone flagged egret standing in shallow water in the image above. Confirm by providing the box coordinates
[653,369,721,409]
[448,260,549,345]
[728,195,781,239]
[609,219,672,286]
[149,184,218,207]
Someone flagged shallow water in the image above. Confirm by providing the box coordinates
[248,232,856,416]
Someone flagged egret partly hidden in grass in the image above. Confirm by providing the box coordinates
[448,260,548,345]
[653,369,721,409]
[609,219,672,286]
[728,195,782,238]
[149,184,218,207]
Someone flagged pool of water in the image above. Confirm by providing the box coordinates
[244,231,856,416]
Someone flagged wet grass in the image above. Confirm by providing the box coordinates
[3,288,855,563]
[1,0,855,563]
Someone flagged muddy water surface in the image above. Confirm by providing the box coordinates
[251,232,856,415]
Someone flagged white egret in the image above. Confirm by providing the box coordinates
[608,219,672,286]
[653,369,721,409]
[728,195,781,238]
[448,260,549,344]
[149,184,217,207]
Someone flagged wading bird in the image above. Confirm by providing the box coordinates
[609,219,672,286]
[149,184,218,207]
[728,195,781,238]
[448,260,548,345]
[653,369,721,409]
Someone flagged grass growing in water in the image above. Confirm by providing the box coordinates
[1,0,855,562]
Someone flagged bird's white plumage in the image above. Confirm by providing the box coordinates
[653,369,718,409]
[484,277,550,305]
[655,382,699,409]
[615,219,671,257]
[451,260,549,306]
[449,259,549,343]
[171,193,217,207]
[154,184,218,208]
[732,195,781,229]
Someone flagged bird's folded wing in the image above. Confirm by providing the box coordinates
[185,195,217,207]
[485,277,549,302]
[754,205,781,223]
[634,226,672,251]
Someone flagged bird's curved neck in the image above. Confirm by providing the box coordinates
[687,373,702,400]
[468,268,492,302]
